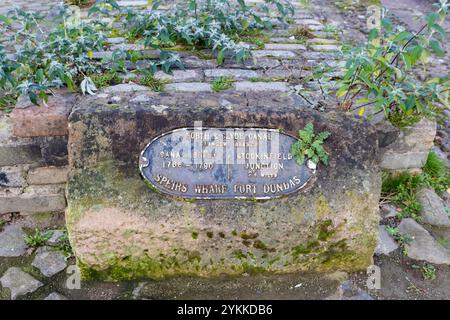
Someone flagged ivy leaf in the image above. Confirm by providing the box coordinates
[80,77,97,95]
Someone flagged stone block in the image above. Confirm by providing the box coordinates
[27,166,69,185]
[10,92,76,138]
[0,185,66,214]
[379,118,436,171]
[66,92,380,280]
[39,136,69,166]
[0,165,27,188]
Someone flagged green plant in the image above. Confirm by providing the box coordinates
[336,1,449,124]
[422,263,436,280]
[0,93,17,113]
[54,230,74,259]
[24,228,53,248]
[211,77,234,92]
[0,5,106,103]
[290,25,314,40]
[422,151,450,194]
[139,74,166,92]
[385,226,412,248]
[291,122,331,166]
[382,172,423,220]
[90,70,120,88]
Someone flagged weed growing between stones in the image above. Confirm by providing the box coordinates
[24,229,53,248]
[381,151,450,220]
[421,263,437,281]
[0,93,17,113]
[90,70,121,89]
[211,77,234,92]
[291,122,331,166]
[139,74,166,92]
[333,2,449,125]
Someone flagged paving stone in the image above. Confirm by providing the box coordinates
[265,68,311,79]
[310,44,341,52]
[154,69,203,82]
[234,81,291,92]
[44,292,68,300]
[0,166,27,188]
[0,185,66,214]
[165,82,212,92]
[10,92,76,137]
[27,166,69,185]
[294,19,322,26]
[0,225,27,257]
[252,50,297,58]
[380,118,436,171]
[103,84,150,93]
[204,68,261,80]
[106,37,126,44]
[375,225,399,255]
[399,218,450,265]
[0,267,43,300]
[307,38,339,44]
[32,246,67,277]
[47,230,65,245]
[417,188,450,227]
[183,56,218,69]
[264,43,306,51]
[380,203,399,219]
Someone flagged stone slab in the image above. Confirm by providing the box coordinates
[32,246,67,277]
[66,91,380,280]
[379,118,436,171]
[0,267,43,300]
[10,92,76,137]
[0,225,27,257]
[27,166,69,185]
[0,185,66,214]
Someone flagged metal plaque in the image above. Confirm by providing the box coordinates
[139,127,315,199]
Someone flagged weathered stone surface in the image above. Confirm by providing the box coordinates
[204,69,261,80]
[264,43,306,51]
[103,84,150,93]
[252,50,297,58]
[44,292,68,300]
[375,226,399,255]
[0,185,66,214]
[417,188,450,227]
[380,204,399,219]
[27,166,69,185]
[0,267,43,300]
[0,225,27,257]
[47,230,65,245]
[379,119,436,170]
[66,91,380,280]
[154,69,203,82]
[39,136,69,166]
[165,82,212,92]
[235,81,290,92]
[10,92,76,137]
[310,44,341,52]
[0,165,27,188]
[32,246,67,277]
[399,218,450,265]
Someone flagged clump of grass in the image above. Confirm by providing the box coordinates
[211,77,234,92]
[24,229,53,248]
[381,151,449,220]
[291,26,314,40]
[55,230,73,259]
[139,75,166,92]
[422,151,449,194]
[388,111,421,128]
[382,172,423,221]
[90,70,121,89]
[64,0,95,8]
[422,263,436,281]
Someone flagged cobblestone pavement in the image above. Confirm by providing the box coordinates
[0,0,61,14]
